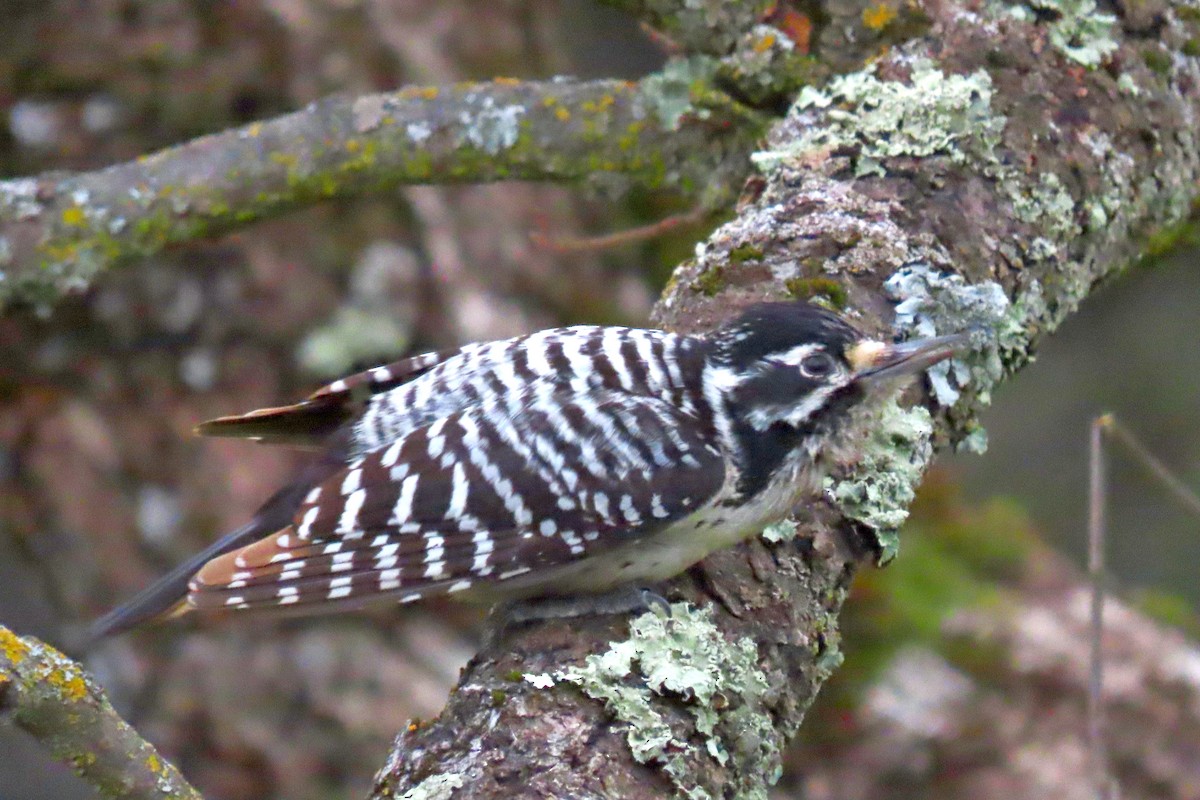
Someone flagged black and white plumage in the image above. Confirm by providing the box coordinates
[91,302,964,636]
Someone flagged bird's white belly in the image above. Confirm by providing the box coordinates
[484,453,821,600]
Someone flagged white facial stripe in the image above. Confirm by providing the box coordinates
[743,383,841,431]
[772,343,822,366]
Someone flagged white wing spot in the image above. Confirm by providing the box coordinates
[337,488,367,535]
[297,506,321,539]
[389,474,420,525]
[341,468,362,495]
[447,463,469,519]
[379,569,401,591]
[619,494,641,524]
[651,494,670,519]
[428,435,446,459]
[381,439,405,468]
[593,492,610,520]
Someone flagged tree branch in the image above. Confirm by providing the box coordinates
[0,76,765,307]
[373,1,1200,797]
[0,625,202,800]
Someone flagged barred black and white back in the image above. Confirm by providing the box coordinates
[91,301,964,636]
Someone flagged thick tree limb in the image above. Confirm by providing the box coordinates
[0,77,764,307]
[372,1,1200,797]
[0,625,202,800]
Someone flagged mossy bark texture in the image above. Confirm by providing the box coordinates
[0,77,762,308]
[373,0,1200,797]
[0,626,202,800]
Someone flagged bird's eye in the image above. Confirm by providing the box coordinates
[800,353,836,378]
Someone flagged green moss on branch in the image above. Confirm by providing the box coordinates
[0,626,202,800]
[0,76,763,308]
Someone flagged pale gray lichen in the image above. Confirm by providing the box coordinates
[640,56,722,131]
[883,263,1046,420]
[1010,172,1081,245]
[406,121,433,144]
[522,672,555,689]
[884,264,1016,408]
[753,59,1001,176]
[1,177,45,220]
[752,54,1090,268]
[400,773,465,800]
[555,604,779,800]
[1011,0,1118,67]
[760,519,799,543]
[1117,73,1141,96]
[826,401,933,563]
[461,96,524,154]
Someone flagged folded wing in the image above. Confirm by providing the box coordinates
[188,390,724,614]
[195,348,457,447]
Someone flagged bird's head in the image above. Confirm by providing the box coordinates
[707,301,966,435]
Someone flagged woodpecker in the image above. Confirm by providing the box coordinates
[91,302,964,638]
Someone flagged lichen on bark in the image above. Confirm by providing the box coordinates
[545,604,781,800]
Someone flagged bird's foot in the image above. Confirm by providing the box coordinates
[492,585,674,628]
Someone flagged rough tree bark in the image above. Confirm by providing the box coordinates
[3,0,1200,798]
[368,0,1200,798]
[0,626,201,800]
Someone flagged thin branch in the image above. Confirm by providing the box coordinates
[0,625,203,800]
[1088,416,1112,799]
[0,77,763,307]
[529,205,709,253]
[1102,416,1200,518]
[1087,413,1200,800]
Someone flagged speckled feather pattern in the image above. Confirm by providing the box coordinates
[189,326,728,612]
[181,304,887,618]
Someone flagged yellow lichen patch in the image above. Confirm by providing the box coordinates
[400,86,440,101]
[494,76,520,86]
[61,206,86,227]
[270,151,299,169]
[862,3,897,30]
[0,628,31,665]
[753,33,778,54]
[48,665,88,702]
[247,122,262,137]
[555,106,571,122]
[345,139,361,154]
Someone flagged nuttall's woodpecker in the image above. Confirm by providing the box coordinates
[91,301,965,637]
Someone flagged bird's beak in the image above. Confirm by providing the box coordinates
[846,333,971,384]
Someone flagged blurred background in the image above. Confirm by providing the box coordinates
[1,2,1197,799]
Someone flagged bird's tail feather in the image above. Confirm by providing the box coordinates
[86,517,266,642]
[87,437,349,643]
